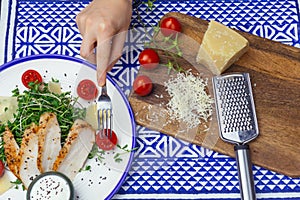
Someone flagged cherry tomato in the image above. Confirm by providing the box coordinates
[160,17,182,37]
[77,79,98,100]
[0,160,4,177]
[21,69,43,88]
[133,75,153,96]
[138,49,159,70]
[96,129,118,151]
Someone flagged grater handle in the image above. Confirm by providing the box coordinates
[235,144,257,200]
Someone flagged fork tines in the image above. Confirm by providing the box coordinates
[97,85,113,138]
[98,108,113,137]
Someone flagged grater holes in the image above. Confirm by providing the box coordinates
[217,76,254,133]
[213,73,258,142]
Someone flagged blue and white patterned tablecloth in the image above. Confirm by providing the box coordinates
[1,0,300,199]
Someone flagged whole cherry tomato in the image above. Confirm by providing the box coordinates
[160,17,182,37]
[133,75,153,96]
[21,69,43,88]
[0,160,5,177]
[76,79,98,100]
[96,129,118,151]
[138,49,159,70]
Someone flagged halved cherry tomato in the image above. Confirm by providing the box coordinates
[138,49,159,70]
[21,69,43,88]
[160,17,182,37]
[96,129,118,151]
[77,79,98,100]
[133,75,153,96]
[0,160,4,177]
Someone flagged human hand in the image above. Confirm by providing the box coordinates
[76,0,132,86]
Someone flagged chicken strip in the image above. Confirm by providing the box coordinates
[2,127,20,179]
[52,119,95,181]
[18,123,40,189]
[37,112,61,172]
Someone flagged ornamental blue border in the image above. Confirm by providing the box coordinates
[0,53,137,200]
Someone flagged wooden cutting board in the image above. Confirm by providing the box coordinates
[128,12,300,178]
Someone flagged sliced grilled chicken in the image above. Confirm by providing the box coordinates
[52,119,95,181]
[18,123,40,189]
[37,112,61,172]
[2,127,20,179]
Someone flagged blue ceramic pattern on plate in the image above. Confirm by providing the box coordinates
[2,0,300,199]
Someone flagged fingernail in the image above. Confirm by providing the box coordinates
[98,77,106,87]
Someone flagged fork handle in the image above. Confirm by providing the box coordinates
[101,85,107,95]
[234,144,256,200]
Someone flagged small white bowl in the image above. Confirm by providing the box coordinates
[26,171,74,200]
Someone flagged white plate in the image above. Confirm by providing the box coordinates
[0,54,136,200]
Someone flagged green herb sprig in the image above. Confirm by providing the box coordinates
[10,179,24,190]
[114,144,139,163]
[88,145,106,163]
[132,1,184,74]
[88,144,138,164]
[145,25,185,73]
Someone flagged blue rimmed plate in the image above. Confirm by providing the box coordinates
[0,54,136,200]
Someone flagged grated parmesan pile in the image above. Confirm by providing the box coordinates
[164,71,214,129]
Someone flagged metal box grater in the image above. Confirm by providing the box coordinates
[213,73,259,200]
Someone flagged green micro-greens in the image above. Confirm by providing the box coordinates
[0,81,86,162]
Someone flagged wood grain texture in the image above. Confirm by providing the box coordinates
[128,12,300,177]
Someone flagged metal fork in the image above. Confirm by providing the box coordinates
[97,85,113,137]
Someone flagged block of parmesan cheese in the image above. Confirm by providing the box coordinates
[196,20,249,75]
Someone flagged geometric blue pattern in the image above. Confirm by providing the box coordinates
[1,0,300,199]
[15,1,84,58]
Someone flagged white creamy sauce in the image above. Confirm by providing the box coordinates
[28,175,71,200]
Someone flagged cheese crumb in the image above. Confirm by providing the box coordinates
[0,96,18,124]
[164,72,213,129]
